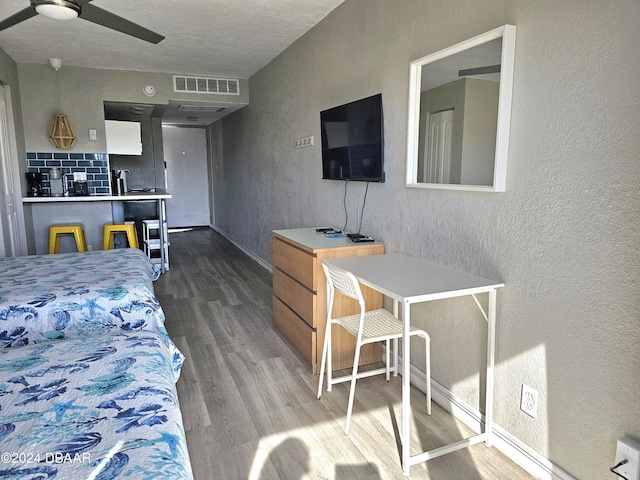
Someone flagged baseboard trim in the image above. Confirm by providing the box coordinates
[390,352,576,480]
[209,225,272,273]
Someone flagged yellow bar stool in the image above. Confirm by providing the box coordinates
[48,224,88,254]
[103,222,139,250]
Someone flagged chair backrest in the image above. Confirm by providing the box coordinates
[321,261,365,306]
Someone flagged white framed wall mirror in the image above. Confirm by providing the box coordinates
[406,25,516,192]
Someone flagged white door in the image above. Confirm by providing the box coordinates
[424,109,454,184]
[0,86,20,257]
[162,126,210,228]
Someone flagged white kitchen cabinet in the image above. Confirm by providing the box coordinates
[105,120,142,155]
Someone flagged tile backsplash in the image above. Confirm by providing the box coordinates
[26,152,111,196]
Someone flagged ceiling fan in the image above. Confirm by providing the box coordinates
[0,0,164,44]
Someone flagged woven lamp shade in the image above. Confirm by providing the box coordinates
[49,114,76,148]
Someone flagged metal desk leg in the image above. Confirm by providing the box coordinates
[393,299,400,376]
[484,289,497,445]
[158,199,166,274]
[402,300,411,476]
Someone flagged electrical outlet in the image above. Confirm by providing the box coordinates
[87,244,92,251]
[613,437,640,480]
[520,384,538,418]
[295,135,314,148]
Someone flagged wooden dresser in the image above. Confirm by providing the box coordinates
[272,228,384,373]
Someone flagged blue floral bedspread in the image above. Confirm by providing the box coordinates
[0,249,182,373]
[0,331,193,479]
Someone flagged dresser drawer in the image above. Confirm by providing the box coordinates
[272,296,317,371]
[273,269,316,328]
[272,237,315,291]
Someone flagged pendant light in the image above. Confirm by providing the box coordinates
[50,114,76,148]
[48,57,76,148]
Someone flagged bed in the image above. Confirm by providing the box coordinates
[0,249,181,372]
[0,331,193,479]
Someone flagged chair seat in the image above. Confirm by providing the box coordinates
[336,309,418,342]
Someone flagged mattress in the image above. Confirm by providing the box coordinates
[0,331,193,479]
[0,247,181,359]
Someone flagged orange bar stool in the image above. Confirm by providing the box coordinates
[48,224,88,254]
[103,222,139,250]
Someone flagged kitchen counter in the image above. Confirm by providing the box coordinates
[22,189,172,203]
[22,189,171,272]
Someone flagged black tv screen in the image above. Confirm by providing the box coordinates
[320,93,384,182]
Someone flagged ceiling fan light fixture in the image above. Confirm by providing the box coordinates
[33,1,80,21]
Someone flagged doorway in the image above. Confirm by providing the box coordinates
[162,126,210,228]
[0,84,21,257]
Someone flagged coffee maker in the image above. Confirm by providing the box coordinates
[111,169,130,195]
[25,172,43,197]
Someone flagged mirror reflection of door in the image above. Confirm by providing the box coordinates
[424,109,454,183]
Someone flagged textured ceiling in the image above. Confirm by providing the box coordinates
[0,0,345,124]
[0,0,345,78]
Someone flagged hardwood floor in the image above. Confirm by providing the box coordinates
[155,228,534,480]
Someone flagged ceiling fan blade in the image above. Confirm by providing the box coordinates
[79,3,164,44]
[0,7,37,32]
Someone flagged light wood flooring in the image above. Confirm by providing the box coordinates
[154,228,535,480]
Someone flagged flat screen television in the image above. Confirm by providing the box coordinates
[320,93,384,182]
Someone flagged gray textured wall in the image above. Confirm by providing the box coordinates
[210,1,640,478]
[16,64,249,154]
[12,64,248,252]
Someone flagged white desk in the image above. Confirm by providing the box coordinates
[324,253,504,476]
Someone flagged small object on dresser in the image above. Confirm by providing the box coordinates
[351,236,374,243]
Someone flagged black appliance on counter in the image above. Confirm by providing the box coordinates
[73,180,90,196]
[111,169,129,195]
[25,172,43,196]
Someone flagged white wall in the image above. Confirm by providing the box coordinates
[210,1,640,478]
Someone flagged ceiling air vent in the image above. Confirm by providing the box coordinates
[173,75,240,95]
[177,105,227,113]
